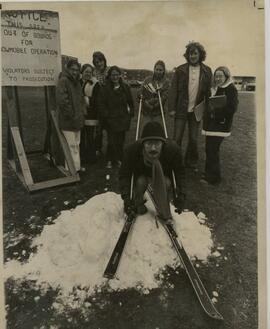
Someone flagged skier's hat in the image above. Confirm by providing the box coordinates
[141,122,166,143]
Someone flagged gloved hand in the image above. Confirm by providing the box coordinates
[124,199,136,216]
[173,192,186,214]
[137,93,143,102]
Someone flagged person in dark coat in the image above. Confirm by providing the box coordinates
[56,59,86,172]
[201,66,238,185]
[168,42,212,171]
[99,66,134,168]
[92,51,110,156]
[80,63,100,165]
[119,122,185,215]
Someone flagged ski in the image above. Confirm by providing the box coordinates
[103,214,136,279]
[161,219,223,320]
[147,183,223,321]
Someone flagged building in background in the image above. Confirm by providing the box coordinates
[233,76,256,91]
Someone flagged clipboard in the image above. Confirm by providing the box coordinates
[194,100,205,122]
[209,95,227,108]
[194,95,227,122]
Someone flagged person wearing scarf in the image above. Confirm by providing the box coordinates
[201,66,239,185]
[80,64,100,165]
[119,122,185,216]
[138,60,170,126]
[92,51,110,157]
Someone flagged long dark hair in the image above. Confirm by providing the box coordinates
[92,51,107,68]
[107,66,124,87]
[183,41,206,63]
[81,63,93,74]
[153,60,166,79]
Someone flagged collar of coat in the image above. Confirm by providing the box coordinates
[177,62,209,75]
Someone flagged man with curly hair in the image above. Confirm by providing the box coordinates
[168,42,212,171]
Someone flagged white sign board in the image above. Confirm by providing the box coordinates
[1,10,61,86]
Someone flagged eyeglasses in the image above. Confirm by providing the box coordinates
[144,140,163,147]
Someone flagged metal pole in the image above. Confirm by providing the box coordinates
[130,95,143,199]
[157,86,168,137]
[156,85,178,197]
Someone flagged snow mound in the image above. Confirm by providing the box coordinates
[4,192,214,303]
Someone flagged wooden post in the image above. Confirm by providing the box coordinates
[13,86,24,144]
[43,86,51,156]
[4,84,80,192]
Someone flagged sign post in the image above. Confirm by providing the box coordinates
[2,10,80,192]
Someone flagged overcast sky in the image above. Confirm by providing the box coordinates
[2,0,265,76]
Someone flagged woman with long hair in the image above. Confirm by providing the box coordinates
[80,64,100,165]
[92,51,110,156]
[99,66,134,169]
[139,60,169,126]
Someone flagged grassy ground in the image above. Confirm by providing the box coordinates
[2,88,257,329]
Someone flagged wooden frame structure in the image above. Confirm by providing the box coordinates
[4,86,80,192]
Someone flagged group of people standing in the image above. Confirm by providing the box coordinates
[56,51,133,171]
[56,41,238,197]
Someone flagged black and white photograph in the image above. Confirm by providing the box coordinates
[1,1,266,328]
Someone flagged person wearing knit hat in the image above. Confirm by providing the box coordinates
[201,66,238,185]
[138,60,170,126]
[119,122,185,215]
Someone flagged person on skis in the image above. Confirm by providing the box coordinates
[119,121,185,216]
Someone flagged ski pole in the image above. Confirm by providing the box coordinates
[130,95,143,200]
[156,84,178,198]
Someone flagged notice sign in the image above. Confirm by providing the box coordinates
[1,10,61,86]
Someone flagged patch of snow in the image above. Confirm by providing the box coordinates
[212,251,221,257]
[197,212,207,220]
[212,291,219,297]
[4,192,214,308]
[211,297,218,303]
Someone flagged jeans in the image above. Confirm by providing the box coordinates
[174,112,200,167]
[205,136,224,184]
